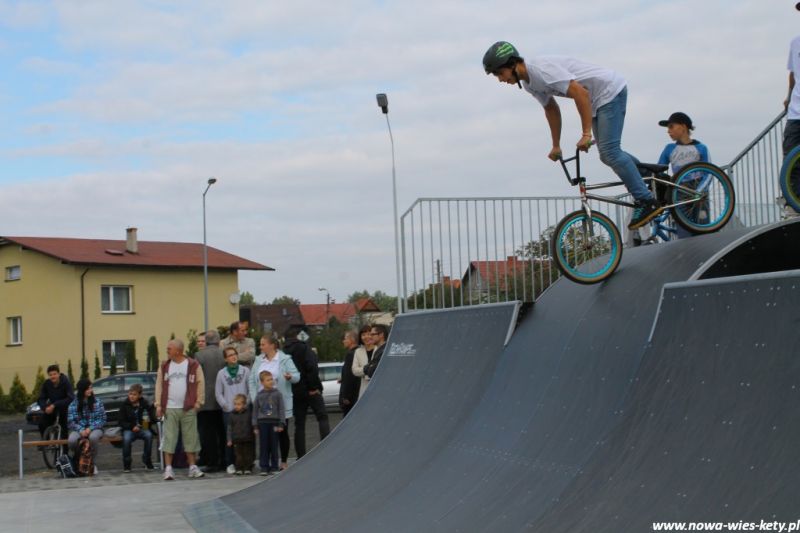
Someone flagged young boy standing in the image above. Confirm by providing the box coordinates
[252,371,285,475]
[119,383,156,472]
[657,112,709,174]
[657,112,710,238]
[227,394,255,475]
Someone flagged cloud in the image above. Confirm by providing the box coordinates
[1,0,797,305]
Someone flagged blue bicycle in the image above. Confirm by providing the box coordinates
[552,150,736,284]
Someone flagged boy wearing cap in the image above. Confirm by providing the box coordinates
[657,112,709,174]
[657,112,710,238]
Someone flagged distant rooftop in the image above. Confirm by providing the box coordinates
[0,235,272,271]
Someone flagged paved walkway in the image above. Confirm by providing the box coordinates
[0,470,263,532]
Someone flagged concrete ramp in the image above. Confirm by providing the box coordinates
[185,302,520,532]
[185,220,799,531]
[531,269,800,531]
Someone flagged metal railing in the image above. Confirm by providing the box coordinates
[399,196,628,311]
[722,111,786,227]
[398,112,788,312]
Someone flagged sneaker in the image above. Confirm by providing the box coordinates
[143,460,155,471]
[226,464,237,475]
[123,467,132,473]
[628,199,663,230]
[93,465,99,475]
[163,466,175,481]
[244,470,252,475]
[259,470,269,476]
[280,462,288,471]
[188,465,205,478]
[235,470,243,475]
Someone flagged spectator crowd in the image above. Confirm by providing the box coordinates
[36,321,391,480]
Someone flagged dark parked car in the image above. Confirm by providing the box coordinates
[26,371,157,427]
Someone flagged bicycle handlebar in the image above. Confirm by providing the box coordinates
[557,148,586,187]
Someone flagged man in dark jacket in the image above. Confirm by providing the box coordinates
[283,326,329,458]
[339,330,361,417]
[363,324,389,379]
[195,329,227,472]
[119,383,156,471]
[37,364,74,440]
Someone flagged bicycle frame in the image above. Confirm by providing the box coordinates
[558,150,709,214]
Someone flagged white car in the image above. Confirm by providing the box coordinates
[318,362,343,411]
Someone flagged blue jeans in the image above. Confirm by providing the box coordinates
[122,429,153,467]
[593,87,653,202]
[258,421,280,472]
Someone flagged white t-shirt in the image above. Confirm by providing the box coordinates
[255,357,280,393]
[522,56,626,117]
[787,36,800,120]
[166,359,189,408]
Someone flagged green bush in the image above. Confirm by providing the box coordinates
[94,352,101,379]
[0,384,9,413]
[29,366,45,404]
[147,336,159,371]
[67,360,75,384]
[126,340,138,371]
[109,352,118,375]
[80,353,89,381]
[8,374,29,413]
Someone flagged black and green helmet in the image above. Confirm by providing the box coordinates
[483,41,521,74]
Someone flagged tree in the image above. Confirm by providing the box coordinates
[271,295,300,305]
[94,352,102,379]
[0,384,8,413]
[310,317,349,362]
[109,352,118,375]
[80,353,89,381]
[8,373,29,413]
[186,329,198,358]
[126,340,138,371]
[240,291,256,305]
[29,366,46,404]
[147,336,159,372]
[67,360,75,384]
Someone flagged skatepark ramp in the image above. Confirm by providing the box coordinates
[186,219,799,532]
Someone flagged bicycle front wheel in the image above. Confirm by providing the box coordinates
[551,210,623,284]
[670,162,735,234]
[42,425,62,469]
[779,145,800,213]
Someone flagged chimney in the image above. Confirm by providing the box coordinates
[125,227,138,254]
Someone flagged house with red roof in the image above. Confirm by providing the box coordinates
[0,228,271,390]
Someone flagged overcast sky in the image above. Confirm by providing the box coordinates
[0,1,795,305]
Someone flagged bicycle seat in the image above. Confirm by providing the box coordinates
[636,162,669,175]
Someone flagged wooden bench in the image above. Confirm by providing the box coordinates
[17,428,161,479]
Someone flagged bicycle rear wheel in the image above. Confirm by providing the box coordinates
[42,425,62,469]
[670,162,735,234]
[551,210,623,284]
[779,145,800,213]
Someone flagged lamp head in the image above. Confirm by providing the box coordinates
[376,93,388,114]
[208,177,217,185]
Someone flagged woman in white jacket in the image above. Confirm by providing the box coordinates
[351,325,376,399]
[249,335,300,470]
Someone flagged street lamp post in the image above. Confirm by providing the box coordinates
[203,177,217,332]
[376,93,403,314]
[318,287,330,326]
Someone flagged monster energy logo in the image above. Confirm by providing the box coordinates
[496,43,515,58]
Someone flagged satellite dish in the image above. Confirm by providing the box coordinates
[229,292,241,304]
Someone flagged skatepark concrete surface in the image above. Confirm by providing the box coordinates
[0,471,262,532]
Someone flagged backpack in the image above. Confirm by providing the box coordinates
[56,454,77,478]
[77,437,94,477]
